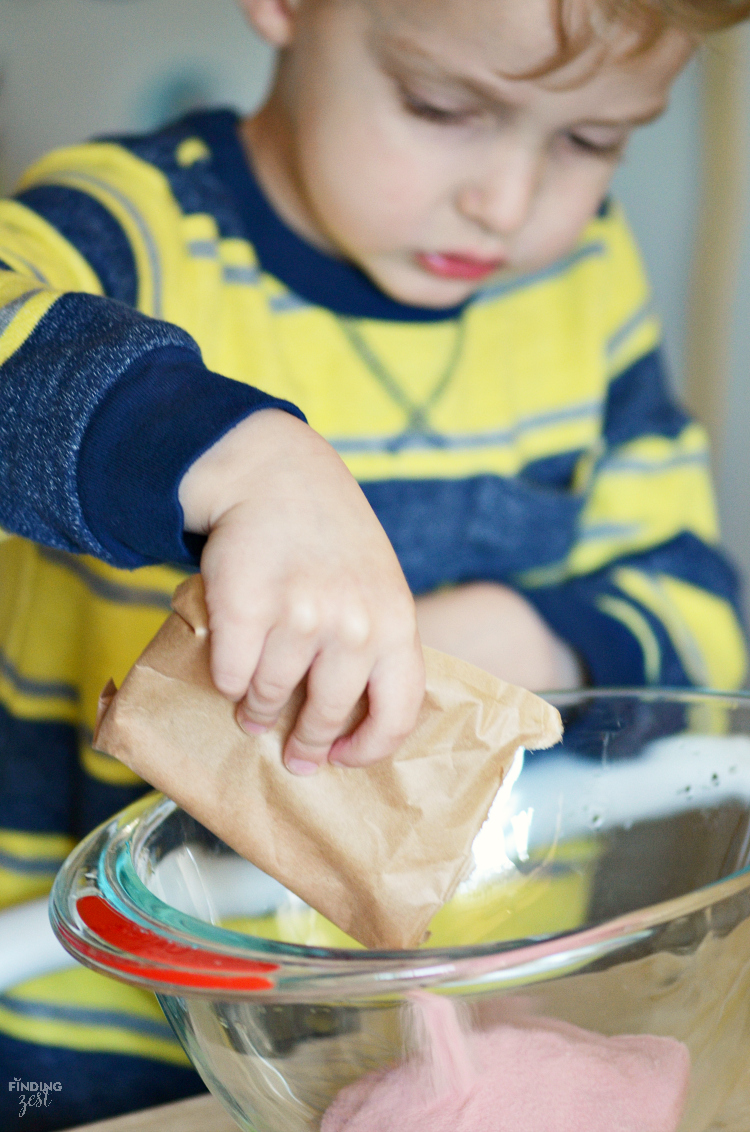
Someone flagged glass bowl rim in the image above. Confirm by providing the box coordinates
[50,688,750,993]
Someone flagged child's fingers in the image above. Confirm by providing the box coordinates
[206,609,267,702]
[282,645,375,774]
[237,613,321,732]
[327,645,425,768]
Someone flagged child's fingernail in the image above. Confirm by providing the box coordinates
[237,711,269,735]
[285,757,319,776]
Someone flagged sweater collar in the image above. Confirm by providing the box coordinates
[189,109,467,323]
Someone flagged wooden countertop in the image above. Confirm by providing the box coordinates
[66,1095,237,1132]
[66,1068,750,1132]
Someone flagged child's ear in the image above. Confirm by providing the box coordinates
[237,0,302,47]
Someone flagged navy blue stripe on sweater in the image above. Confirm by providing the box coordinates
[362,473,585,592]
[0,704,150,839]
[0,1035,203,1132]
[15,186,138,306]
[604,348,688,446]
[0,706,76,834]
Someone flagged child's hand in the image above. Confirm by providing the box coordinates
[178,409,424,775]
[415,582,583,692]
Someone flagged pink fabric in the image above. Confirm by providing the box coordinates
[322,994,690,1132]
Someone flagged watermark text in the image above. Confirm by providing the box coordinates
[8,1080,62,1117]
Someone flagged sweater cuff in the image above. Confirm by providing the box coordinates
[524,584,648,686]
[78,346,306,568]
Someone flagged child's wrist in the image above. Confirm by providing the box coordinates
[179,408,312,533]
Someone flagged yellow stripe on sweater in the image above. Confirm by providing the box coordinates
[0,832,76,910]
[613,568,747,689]
[0,967,189,1065]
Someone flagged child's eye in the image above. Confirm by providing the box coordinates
[401,92,475,126]
[566,132,626,158]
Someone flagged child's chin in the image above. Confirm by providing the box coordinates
[369,263,479,310]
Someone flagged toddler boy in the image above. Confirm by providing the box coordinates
[0,0,748,1125]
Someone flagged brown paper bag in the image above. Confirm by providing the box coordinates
[94,575,562,949]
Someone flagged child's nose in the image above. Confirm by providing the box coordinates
[456,145,541,238]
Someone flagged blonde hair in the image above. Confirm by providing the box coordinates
[606,0,750,35]
[544,0,750,72]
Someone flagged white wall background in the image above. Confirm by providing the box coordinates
[1,0,748,608]
[0,0,274,176]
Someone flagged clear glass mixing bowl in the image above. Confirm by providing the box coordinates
[50,690,750,1131]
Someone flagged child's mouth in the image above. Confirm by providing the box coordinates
[415,252,506,281]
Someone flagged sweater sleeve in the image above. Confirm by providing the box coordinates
[520,348,747,690]
[0,176,304,569]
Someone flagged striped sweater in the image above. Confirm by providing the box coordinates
[0,108,745,1118]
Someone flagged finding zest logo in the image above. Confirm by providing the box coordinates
[8,1079,62,1118]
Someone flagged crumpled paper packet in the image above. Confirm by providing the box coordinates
[94,575,562,950]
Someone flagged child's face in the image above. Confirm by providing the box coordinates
[243,0,693,308]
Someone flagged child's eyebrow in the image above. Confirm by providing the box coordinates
[375,33,516,104]
[374,33,668,126]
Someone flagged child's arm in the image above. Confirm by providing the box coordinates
[414,582,583,691]
[0,220,424,772]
